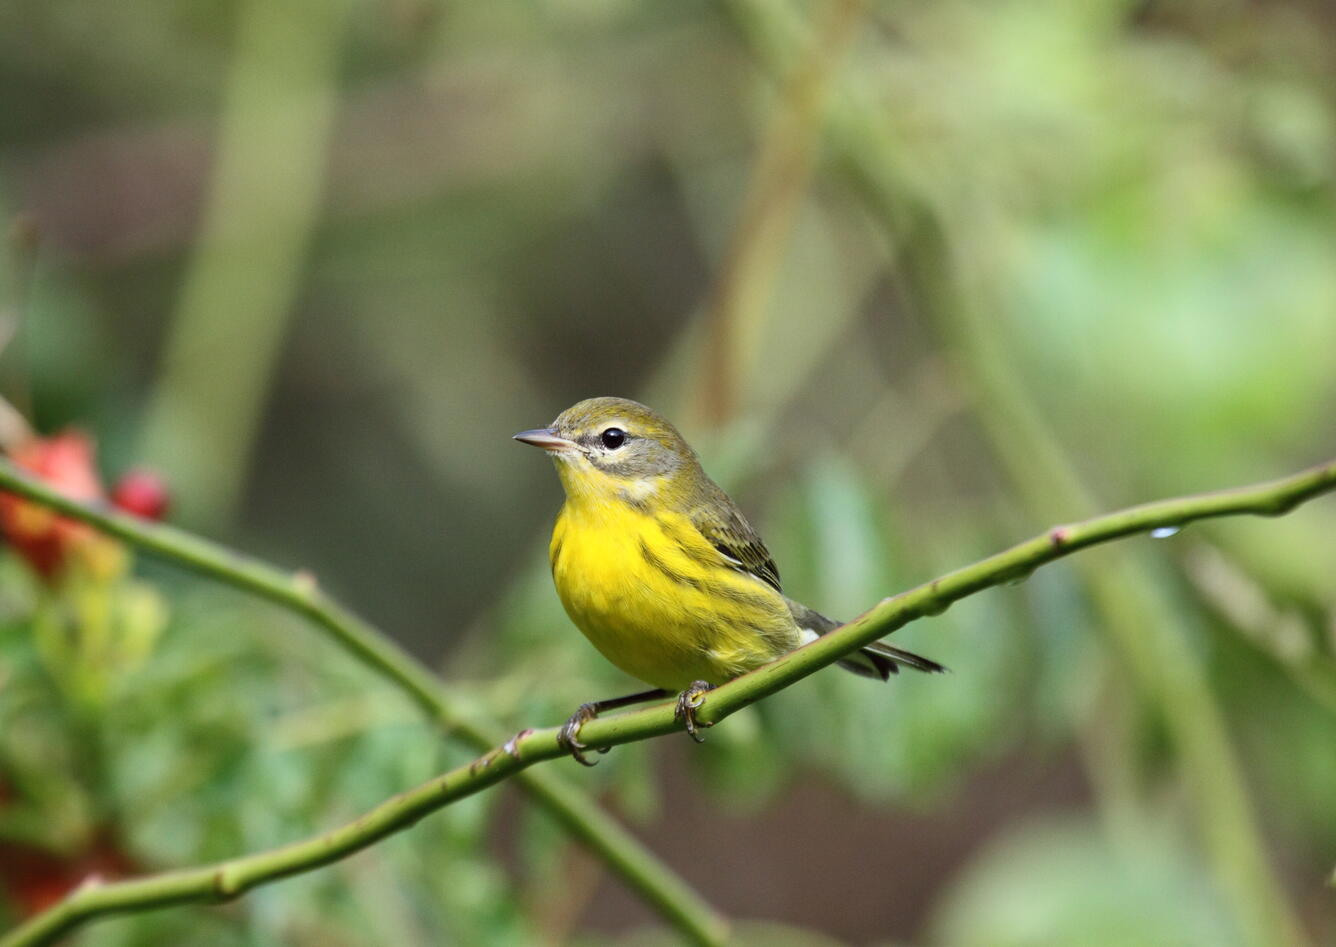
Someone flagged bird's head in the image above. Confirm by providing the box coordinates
[514,397,702,507]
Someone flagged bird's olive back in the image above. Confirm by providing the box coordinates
[551,397,697,481]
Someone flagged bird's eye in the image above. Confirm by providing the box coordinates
[600,427,626,449]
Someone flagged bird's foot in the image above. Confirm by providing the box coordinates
[558,702,610,766]
[674,681,715,743]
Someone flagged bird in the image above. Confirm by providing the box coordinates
[514,396,945,764]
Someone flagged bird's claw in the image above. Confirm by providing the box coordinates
[558,702,609,766]
[674,681,714,743]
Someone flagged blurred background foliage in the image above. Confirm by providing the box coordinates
[1,0,1334,943]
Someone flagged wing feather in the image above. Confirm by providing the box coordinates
[688,484,782,593]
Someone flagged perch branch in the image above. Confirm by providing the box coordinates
[4,457,1334,947]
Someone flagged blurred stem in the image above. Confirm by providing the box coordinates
[1181,542,1336,715]
[4,456,1334,947]
[695,0,864,428]
[0,395,33,454]
[1,212,39,423]
[139,0,350,526]
[851,358,964,485]
[1076,663,1148,847]
[0,465,728,947]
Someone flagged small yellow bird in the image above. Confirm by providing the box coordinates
[515,397,944,763]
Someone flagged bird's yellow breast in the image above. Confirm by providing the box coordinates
[550,497,798,690]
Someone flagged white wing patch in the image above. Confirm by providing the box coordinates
[715,546,744,567]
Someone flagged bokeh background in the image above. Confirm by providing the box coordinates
[2,0,1335,943]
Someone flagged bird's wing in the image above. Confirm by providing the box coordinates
[688,486,782,593]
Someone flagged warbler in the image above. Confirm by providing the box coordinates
[515,397,944,764]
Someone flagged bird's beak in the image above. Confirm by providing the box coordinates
[513,428,580,453]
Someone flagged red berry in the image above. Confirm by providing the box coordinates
[111,469,170,521]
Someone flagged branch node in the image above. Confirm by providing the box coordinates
[468,752,497,776]
[1265,498,1298,516]
[74,873,104,895]
[293,569,319,597]
[503,729,533,760]
[213,867,245,901]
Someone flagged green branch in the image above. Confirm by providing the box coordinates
[5,457,1334,947]
[0,460,728,947]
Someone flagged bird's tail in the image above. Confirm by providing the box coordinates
[786,597,947,681]
[839,639,948,680]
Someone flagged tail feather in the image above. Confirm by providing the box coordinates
[844,640,948,680]
[786,596,947,682]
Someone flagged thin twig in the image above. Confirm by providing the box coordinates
[0,459,728,947]
[4,457,1334,947]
